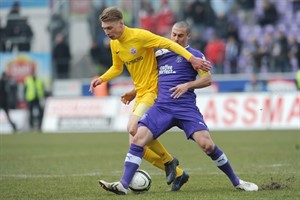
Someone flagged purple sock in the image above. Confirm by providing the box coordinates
[120,144,144,189]
[208,145,240,186]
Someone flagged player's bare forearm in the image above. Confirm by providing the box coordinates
[121,88,136,104]
[169,74,212,98]
[190,74,212,89]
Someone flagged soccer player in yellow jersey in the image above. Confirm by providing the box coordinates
[89,7,211,191]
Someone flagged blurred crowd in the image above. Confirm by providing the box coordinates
[0,0,299,77]
[89,0,300,76]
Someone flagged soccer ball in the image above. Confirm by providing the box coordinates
[129,169,152,194]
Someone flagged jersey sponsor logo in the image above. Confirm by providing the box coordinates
[130,48,137,55]
[125,56,143,66]
[159,65,176,75]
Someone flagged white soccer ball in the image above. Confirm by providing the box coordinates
[129,169,152,194]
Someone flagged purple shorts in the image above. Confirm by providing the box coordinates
[138,102,209,139]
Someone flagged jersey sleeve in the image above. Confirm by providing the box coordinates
[196,52,211,77]
[140,30,193,61]
[99,41,124,82]
[198,70,211,77]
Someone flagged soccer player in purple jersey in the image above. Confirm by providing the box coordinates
[99,21,258,195]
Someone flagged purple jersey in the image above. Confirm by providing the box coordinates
[155,46,205,104]
[138,46,209,139]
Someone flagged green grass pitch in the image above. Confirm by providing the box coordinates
[1,130,299,200]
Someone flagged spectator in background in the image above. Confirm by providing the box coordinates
[258,0,279,26]
[87,3,106,43]
[89,37,112,75]
[245,36,262,73]
[17,17,34,52]
[89,40,102,73]
[225,36,239,73]
[156,0,175,36]
[204,33,226,74]
[88,1,106,46]
[6,1,20,51]
[288,35,300,71]
[190,31,207,53]
[5,73,18,109]
[291,0,300,13]
[261,32,274,73]
[184,0,207,33]
[0,18,6,51]
[47,12,69,50]
[237,0,255,26]
[203,0,217,27]
[244,74,265,92]
[214,13,230,39]
[226,22,240,43]
[5,1,33,52]
[24,69,45,131]
[0,72,17,132]
[98,37,112,74]
[52,33,71,79]
[139,1,157,34]
[271,30,290,72]
[184,0,216,32]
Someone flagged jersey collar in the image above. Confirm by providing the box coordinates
[118,26,128,42]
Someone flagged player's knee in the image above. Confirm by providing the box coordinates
[131,134,144,146]
[127,125,137,136]
[131,128,151,147]
[202,142,214,154]
[131,135,139,144]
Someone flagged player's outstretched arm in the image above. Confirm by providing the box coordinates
[89,77,103,93]
[189,56,212,71]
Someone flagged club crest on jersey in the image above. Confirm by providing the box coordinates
[176,56,183,63]
[130,48,137,55]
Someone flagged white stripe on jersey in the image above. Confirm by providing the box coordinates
[125,153,142,166]
[155,49,170,57]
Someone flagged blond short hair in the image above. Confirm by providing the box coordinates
[99,7,123,22]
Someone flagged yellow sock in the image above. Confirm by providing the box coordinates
[147,139,173,163]
[143,147,165,170]
[146,140,184,177]
[175,167,183,177]
[143,147,184,177]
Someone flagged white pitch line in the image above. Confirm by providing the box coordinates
[1,169,299,180]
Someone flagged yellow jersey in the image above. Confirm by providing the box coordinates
[100,26,193,98]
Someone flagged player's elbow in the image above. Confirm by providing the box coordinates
[206,79,212,87]
[204,76,212,87]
